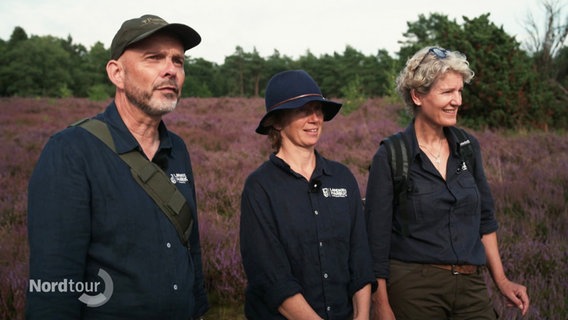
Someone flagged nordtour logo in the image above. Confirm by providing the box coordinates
[29,268,114,307]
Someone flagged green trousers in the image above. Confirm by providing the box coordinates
[387,260,498,320]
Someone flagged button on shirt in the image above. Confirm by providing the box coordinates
[240,152,375,319]
[365,123,499,279]
[27,102,208,319]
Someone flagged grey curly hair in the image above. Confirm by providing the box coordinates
[395,46,475,116]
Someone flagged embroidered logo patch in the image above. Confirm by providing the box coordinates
[322,188,348,198]
[170,173,189,184]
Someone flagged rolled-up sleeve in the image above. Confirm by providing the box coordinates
[469,136,499,235]
[348,178,377,294]
[184,154,210,318]
[27,131,91,319]
[240,178,302,311]
[364,145,395,279]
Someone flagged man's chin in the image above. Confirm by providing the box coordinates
[144,99,178,117]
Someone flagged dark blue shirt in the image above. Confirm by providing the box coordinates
[240,152,375,320]
[27,102,208,319]
[365,123,498,279]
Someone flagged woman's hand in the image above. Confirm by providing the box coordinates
[370,279,396,320]
[496,278,530,316]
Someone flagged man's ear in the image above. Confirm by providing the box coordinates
[106,60,124,89]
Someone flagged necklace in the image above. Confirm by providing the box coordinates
[419,139,443,166]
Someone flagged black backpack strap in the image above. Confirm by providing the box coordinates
[381,132,411,237]
[448,127,475,172]
[74,118,194,248]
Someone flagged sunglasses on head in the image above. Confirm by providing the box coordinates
[413,47,448,71]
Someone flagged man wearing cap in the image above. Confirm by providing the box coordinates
[240,70,376,319]
[27,15,208,319]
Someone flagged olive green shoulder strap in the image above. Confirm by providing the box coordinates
[72,118,193,248]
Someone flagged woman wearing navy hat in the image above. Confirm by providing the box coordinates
[240,70,376,319]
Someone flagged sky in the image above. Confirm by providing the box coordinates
[0,0,550,64]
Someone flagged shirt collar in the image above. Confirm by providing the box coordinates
[98,101,173,155]
[406,119,462,159]
[269,150,334,179]
[445,127,462,158]
[404,120,421,160]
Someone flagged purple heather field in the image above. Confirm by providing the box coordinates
[0,97,566,319]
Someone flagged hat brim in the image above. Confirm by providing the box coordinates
[255,96,342,135]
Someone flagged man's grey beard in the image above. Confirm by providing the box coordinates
[125,89,178,117]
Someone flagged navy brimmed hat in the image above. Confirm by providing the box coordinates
[256,70,342,135]
[110,14,201,60]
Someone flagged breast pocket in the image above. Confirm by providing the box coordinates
[408,179,446,222]
[454,173,480,215]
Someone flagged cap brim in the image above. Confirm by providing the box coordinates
[158,23,201,51]
[118,23,201,60]
[255,97,342,135]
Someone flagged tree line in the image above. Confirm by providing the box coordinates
[0,9,566,130]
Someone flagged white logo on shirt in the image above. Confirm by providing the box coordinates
[322,188,348,198]
[170,173,189,184]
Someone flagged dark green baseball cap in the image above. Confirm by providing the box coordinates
[110,14,201,60]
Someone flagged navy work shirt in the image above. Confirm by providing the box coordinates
[365,123,499,279]
[240,152,375,320]
[27,102,208,319]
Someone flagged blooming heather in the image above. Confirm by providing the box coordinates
[0,97,566,319]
